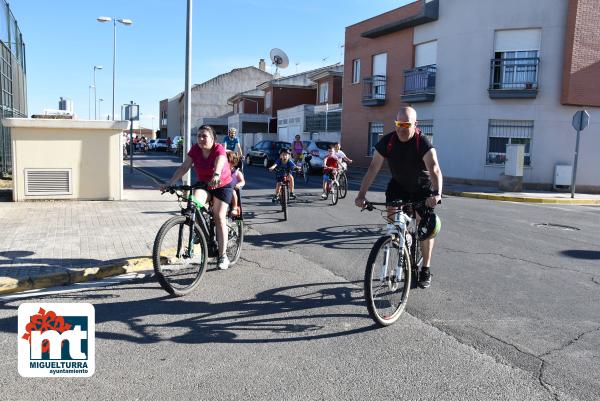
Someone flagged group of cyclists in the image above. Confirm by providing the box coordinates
[161,106,443,289]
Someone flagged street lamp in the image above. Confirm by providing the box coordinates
[97,16,133,120]
[93,65,103,119]
[88,84,95,119]
[141,113,157,136]
[98,98,104,120]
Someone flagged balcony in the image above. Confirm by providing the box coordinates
[362,75,387,106]
[401,64,436,103]
[488,57,539,99]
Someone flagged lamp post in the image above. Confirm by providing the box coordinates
[98,98,104,120]
[97,16,133,120]
[88,85,94,119]
[93,65,103,119]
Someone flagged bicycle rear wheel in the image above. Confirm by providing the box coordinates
[339,172,348,199]
[152,216,208,297]
[226,218,244,265]
[364,235,411,326]
[330,182,339,205]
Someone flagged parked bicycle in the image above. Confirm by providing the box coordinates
[152,184,244,296]
[362,200,430,326]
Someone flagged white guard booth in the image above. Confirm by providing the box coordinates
[3,118,130,201]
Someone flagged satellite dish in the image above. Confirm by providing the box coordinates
[270,48,289,75]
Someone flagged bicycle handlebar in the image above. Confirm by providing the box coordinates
[362,198,440,212]
[161,183,207,195]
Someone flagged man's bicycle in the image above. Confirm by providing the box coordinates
[361,200,427,326]
[152,184,244,296]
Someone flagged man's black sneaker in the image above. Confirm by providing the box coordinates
[289,192,297,200]
[418,269,431,288]
[271,195,279,203]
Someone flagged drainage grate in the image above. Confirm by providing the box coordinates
[533,223,580,231]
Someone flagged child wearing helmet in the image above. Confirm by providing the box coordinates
[268,148,298,202]
[321,146,339,199]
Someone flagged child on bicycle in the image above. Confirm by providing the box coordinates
[268,148,298,202]
[334,142,353,171]
[227,151,245,218]
[292,135,304,163]
[321,146,339,199]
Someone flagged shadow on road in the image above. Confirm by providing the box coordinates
[0,281,376,344]
[244,224,381,250]
[561,249,600,260]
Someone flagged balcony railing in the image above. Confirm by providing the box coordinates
[362,75,387,106]
[489,57,539,98]
[402,64,436,103]
[305,111,341,132]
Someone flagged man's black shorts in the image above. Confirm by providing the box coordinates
[385,180,431,203]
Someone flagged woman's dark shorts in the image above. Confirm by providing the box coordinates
[196,182,234,205]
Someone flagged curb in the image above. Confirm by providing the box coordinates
[443,190,600,205]
[132,166,166,185]
[0,257,154,295]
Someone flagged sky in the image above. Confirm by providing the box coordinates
[12,0,411,130]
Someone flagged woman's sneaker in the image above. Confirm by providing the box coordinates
[289,192,297,200]
[320,193,327,199]
[217,255,230,270]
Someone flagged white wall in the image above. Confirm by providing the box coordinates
[413,0,600,187]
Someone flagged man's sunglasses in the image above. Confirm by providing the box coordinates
[394,121,415,128]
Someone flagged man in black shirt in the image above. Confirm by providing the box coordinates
[355,106,443,288]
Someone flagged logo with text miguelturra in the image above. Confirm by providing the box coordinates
[18,303,95,377]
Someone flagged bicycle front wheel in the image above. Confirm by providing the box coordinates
[364,235,411,326]
[330,182,339,205]
[226,218,244,265]
[302,162,310,184]
[339,172,348,199]
[281,185,288,221]
[152,216,208,297]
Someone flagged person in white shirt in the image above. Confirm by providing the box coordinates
[334,142,353,171]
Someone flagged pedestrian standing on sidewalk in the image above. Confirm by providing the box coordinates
[354,106,443,288]
[161,125,234,270]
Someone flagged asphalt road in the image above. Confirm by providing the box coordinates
[0,152,598,400]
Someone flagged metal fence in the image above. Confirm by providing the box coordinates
[305,111,341,132]
[362,75,387,102]
[489,57,539,90]
[403,65,436,95]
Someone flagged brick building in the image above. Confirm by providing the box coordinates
[342,0,600,191]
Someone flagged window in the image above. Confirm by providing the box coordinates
[265,91,272,109]
[319,82,329,103]
[368,122,384,156]
[492,29,541,89]
[487,120,533,166]
[352,59,361,83]
[418,120,434,144]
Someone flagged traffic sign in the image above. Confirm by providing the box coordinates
[572,110,589,131]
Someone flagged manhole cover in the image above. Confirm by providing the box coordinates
[533,223,580,231]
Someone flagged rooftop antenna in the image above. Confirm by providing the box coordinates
[321,56,328,66]
[270,48,289,77]
[295,61,300,73]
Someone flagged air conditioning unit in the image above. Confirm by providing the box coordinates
[554,165,572,190]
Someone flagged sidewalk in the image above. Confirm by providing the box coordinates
[0,166,175,295]
[345,168,600,205]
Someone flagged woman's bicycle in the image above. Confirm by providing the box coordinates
[152,184,244,296]
[362,200,428,326]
